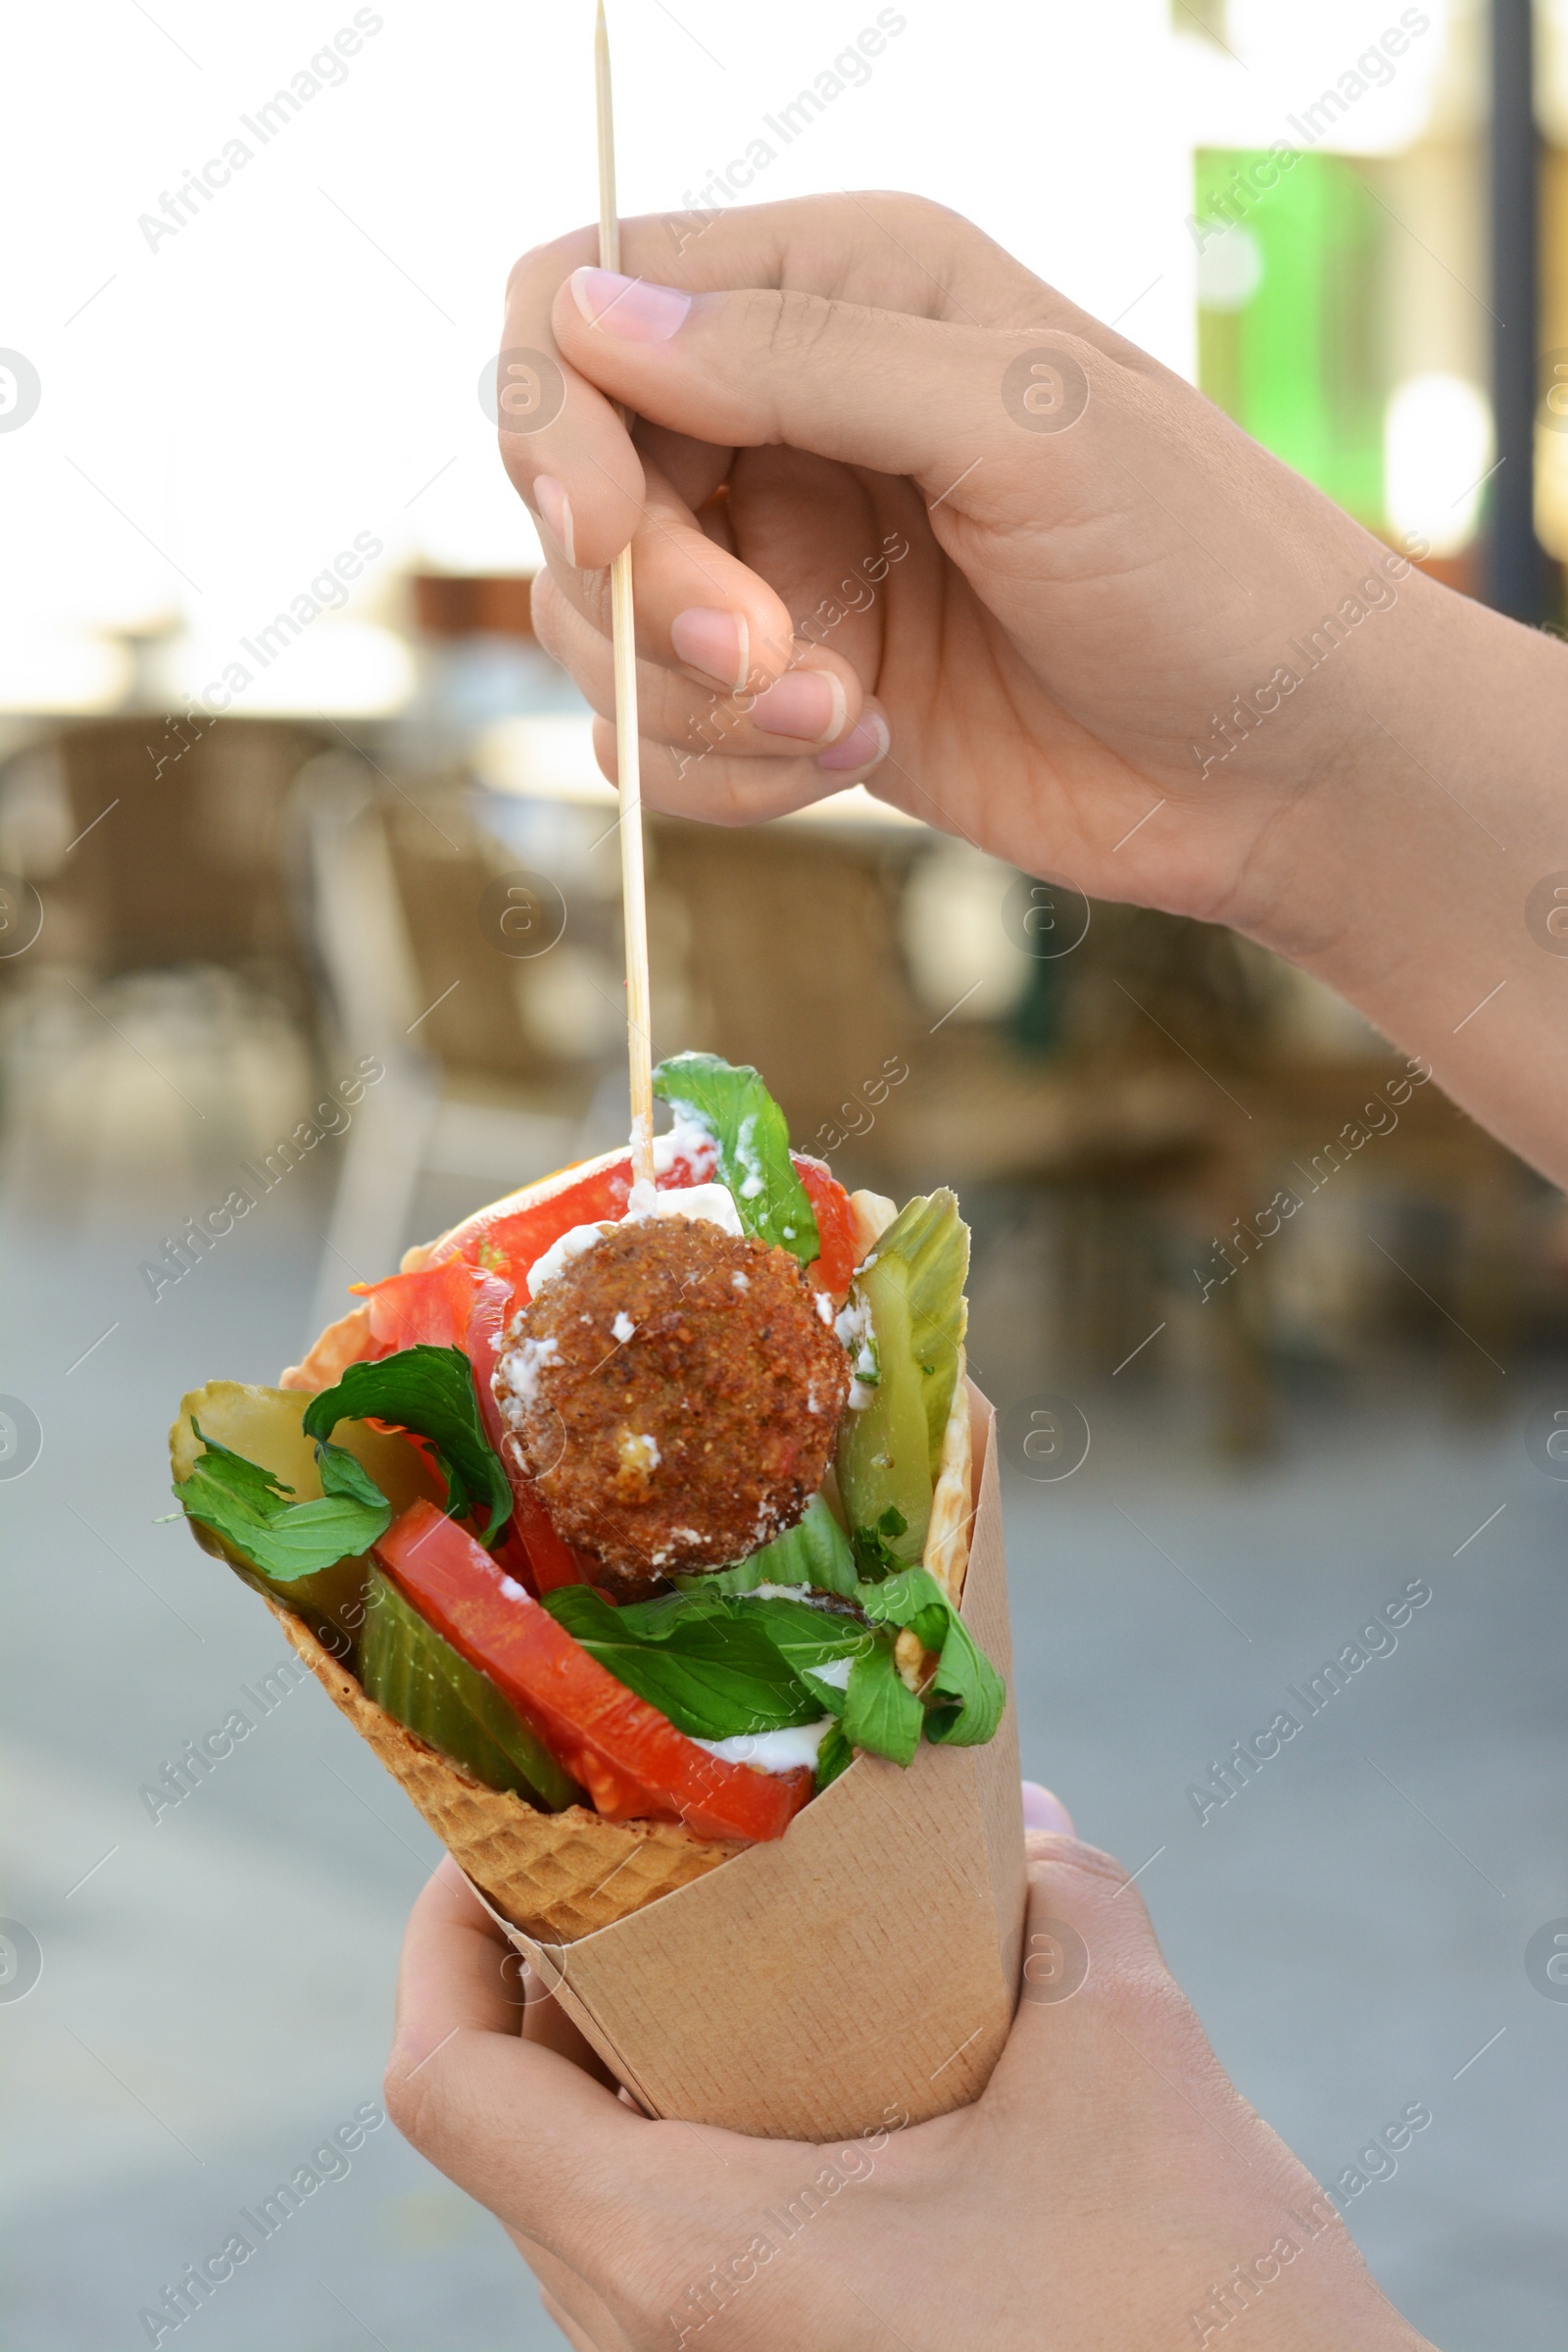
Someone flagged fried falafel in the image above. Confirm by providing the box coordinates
[493,1215,851,1596]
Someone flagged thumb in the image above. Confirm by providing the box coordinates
[991,1834,1258,2157]
[550,264,1099,537]
[384,1858,646,2249]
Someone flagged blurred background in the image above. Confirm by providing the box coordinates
[2,3,1565,2347]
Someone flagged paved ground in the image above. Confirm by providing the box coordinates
[2,1122,1563,2350]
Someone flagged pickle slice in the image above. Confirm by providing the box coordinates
[359,1568,583,1812]
[170,1381,442,1655]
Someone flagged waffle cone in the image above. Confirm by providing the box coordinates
[266,1599,736,1941]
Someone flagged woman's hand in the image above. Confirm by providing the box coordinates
[384,1797,1433,2352]
[497,194,1568,1192]
[500,196,1427,942]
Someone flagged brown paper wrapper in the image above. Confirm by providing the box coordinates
[275,1386,1024,2139]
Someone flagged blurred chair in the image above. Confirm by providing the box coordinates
[648,814,1255,1428]
[0,715,330,1210]
[43,714,327,1013]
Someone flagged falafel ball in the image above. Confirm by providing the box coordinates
[493,1215,850,1597]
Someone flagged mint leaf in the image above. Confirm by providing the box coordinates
[680,1494,857,1597]
[858,1565,1005,1747]
[842,1642,923,1768]
[303,1345,510,1546]
[542,1585,824,1740]
[731,1593,869,1684]
[850,1505,908,1584]
[815,1724,854,1792]
[653,1052,819,1266]
[174,1421,391,1585]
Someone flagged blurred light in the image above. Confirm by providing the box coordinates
[1196,221,1264,310]
[1534,424,1568,563]
[475,713,612,803]
[1204,0,1453,154]
[900,842,1031,1022]
[1537,0,1568,144]
[156,623,415,716]
[0,629,133,713]
[1383,372,1493,555]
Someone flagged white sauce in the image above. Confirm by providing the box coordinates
[731,1270,749,1291]
[653,1115,717,1178]
[497,1575,527,1602]
[611,1309,636,1344]
[494,1333,559,1427]
[625,1177,744,1237]
[525,1219,617,1296]
[835,1292,879,1410]
[733,1111,766,1200]
[523,1173,741,1296]
[814,1291,834,1327]
[693,1718,836,1773]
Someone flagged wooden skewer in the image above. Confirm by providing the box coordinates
[594,0,657,1189]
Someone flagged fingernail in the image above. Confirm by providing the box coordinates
[534,474,576,566]
[671,608,750,695]
[816,710,889,773]
[1021,1780,1075,1836]
[569,267,692,344]
[752,668,847,746]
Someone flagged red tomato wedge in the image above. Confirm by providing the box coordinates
[375,1503,813,1844]
[794,1154,858,1301]
[358,1258,509,1355]
[429,1143,710,1302]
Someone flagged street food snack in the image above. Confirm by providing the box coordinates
[169,1056,1003,1941]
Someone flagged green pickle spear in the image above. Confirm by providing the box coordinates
[359,1568,584,1812]
[834,1190,969,1573]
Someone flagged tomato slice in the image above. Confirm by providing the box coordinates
[794,1155,858,1300]
[355,1257,509,1355]
[375,1502,813,1844]
[430,1140,711,1301]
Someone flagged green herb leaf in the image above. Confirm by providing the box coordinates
[678,1494,858,1597]
[841,1642,923,1768]
[302,1346,511,1546]
[814,1724,854,1793]
[850,1504,908,1583]
[731,1594,869,1681]
[542,1584,826,1740]
[858,1565,1005,1747]
[653,1052,819,1266]
[174,1420,391,1585]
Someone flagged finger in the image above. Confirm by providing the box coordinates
[520,2248,639,2352]
[498,193,1044,568]
[992,1840,1273,2168]
[497,224,647,568]
[1020,1781,1075,1836]
[552,262,1097,517]
[539,442,893,719]
[538,449,805,698]
[392,1855,523,2051]
[385,1859,644,2244]
[725,445,895,684]
[591,706,893,827]
[522,1982,620,2095]
[534,565,865,760]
